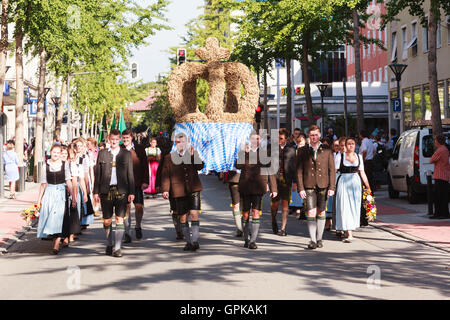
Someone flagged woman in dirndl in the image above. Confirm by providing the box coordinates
[73,139,92,230]
[37,144,73,254]
[144,138,161,198]
[334,137,371,243]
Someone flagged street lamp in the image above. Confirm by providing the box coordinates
[316,83,329,136]
[389,63,407,128]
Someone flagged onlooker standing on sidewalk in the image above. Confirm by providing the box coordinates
[3,140,19,199]
[37,145,73,254]
[429,134,450,219]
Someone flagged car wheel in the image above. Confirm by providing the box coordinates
[388,175,399,199]
[407,179,419,204]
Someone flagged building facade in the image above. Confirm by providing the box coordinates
[387,0,450,133]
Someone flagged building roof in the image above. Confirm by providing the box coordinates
[127,91,159,112]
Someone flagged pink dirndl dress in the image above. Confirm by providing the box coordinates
[144,147,161,194]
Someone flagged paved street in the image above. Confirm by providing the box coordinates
[0,175,449,300]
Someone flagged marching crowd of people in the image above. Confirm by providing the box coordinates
[30,123,397,256]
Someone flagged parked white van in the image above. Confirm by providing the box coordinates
[387,127,450,203]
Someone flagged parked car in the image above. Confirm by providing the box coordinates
[387,126,450,204]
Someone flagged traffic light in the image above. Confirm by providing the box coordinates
[177,48,186,65]
[131,62,138,79]
[255,105,262,123]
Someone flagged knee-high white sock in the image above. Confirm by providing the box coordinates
[250,218,261,243]
[233,210,243,232]
[114,223,125,251]
[191,221,200,242]
[307,218,317,243]
[316,216,326,241]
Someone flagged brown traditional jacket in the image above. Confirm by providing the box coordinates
[161,150,204,198]
[235,148,277,196]
[296,144,336,191]
[122,143,149,187]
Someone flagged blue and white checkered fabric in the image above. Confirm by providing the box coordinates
[171,122,253,174]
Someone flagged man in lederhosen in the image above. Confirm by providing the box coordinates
[236,131,277,249]
[270,128,297,236]
[227,170,243,237]
[161,133,204,251]
[297,125,336,250]
[94,129,135,257]
[121,129,149,242]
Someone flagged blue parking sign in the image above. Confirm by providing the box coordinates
[392,98,401,113]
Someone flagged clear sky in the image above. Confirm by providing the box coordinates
[128,0,204,84]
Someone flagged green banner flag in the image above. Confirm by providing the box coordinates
[98,114,108,143]
[110,113,117,132]
[118,109,126,133]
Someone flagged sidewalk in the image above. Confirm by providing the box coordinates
[371,185,450,252]
[0,182,41,253]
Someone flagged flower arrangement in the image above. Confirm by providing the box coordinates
[362,188,377,222]
[20,204,41,226]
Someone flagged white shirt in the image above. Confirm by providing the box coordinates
[335,153,364,171]
[309,142,322,160]
[359,138,375,161]
[109,147,121,186]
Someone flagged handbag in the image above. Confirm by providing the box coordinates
[82,195,95,217]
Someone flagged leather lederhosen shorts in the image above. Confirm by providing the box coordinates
[305,187,328,213]
[273,176,291,202]
[241,194,263,212]
[100,186,128,219]
[174,191,201,215]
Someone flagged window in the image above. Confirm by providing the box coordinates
[368,71,371,83]
[437,21,441,48]
[367,31,371,58]
[384,66,388,82]
[391,32,397,62]
[363,71,366,82]
[447,16,450,44]
[379,68,382,82]
[363,43,365,59]
[408,22,418,56]
[378,29,382,52]
[373,70,377,82]
[401,26,408,60]
[385,28,388,46]
[373,30,377,55]
[422,18,428,52]
[403,89,412,122]
[392,136,403,160]
[413,86,422,120]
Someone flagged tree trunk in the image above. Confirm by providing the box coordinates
[353,9,365,134]
[428,1,442,135]
[82,106,87,138]
[263,70,269,132]
[54,74,68,141]
[0,0,9,108]
[14,27,24,166]
[302,34,314,126]
[34,47,47,166]
[286,58,292,133]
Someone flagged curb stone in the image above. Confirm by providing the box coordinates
[370,221,450,254]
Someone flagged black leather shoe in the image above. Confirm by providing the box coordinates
[244,240,249,248]
[249,242,258,249]
[123,234,132,244]
[192,242,200,251]
[235,230,243,237]
[135,228,143,240]
[307,241,317,250]
[51,249,59,255]
[272,220,278,234]
[105,246,113,256]
[113,249,122,257]
[279,229,287,236]
[317,240,323,248]
[183,243,193,251]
